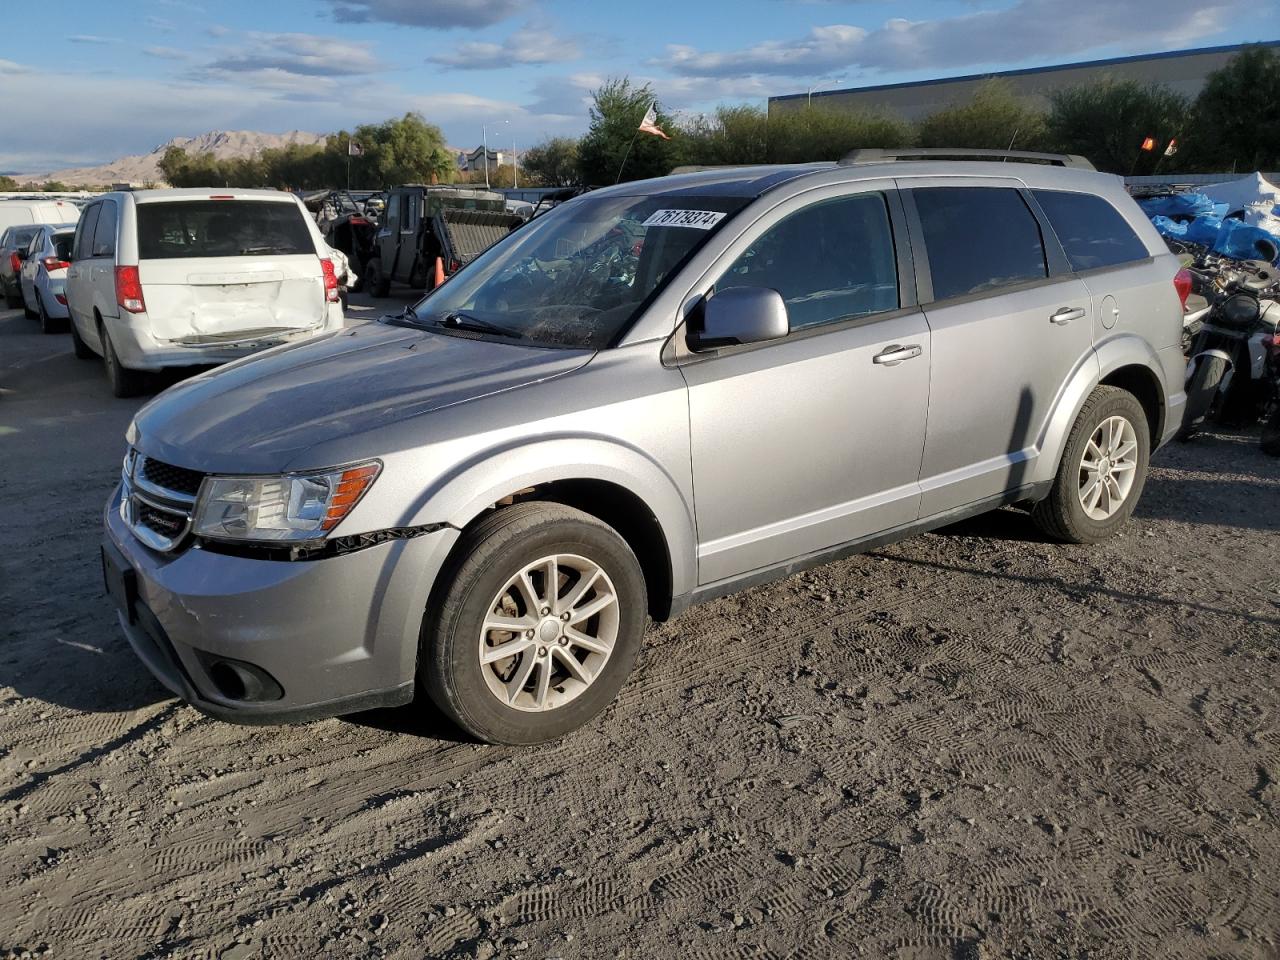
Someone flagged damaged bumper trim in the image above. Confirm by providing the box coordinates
[196,522,455,562]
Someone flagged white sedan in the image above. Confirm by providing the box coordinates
[19,224,77,333]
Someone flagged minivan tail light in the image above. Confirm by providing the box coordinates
[320,258,340,302]
[42,256,69,272]
[115,265,146,314]
[1174,267,1193,310]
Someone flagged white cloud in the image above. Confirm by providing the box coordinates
[205,32,381,77]
[324,0,525,29]
[68,34,120,44]
[427,27,581,69]
[653,0,1251,79]
[0,59,31,74]
[144,46,190,61]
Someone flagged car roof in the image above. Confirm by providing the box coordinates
[591,159,1121,200]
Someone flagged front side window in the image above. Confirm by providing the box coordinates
[913,187,1047,301]
[136,201,315,259]
[92,200,117,257]
[717,193,899,330]
[1032,189,1149,271]
[400,193,750,349]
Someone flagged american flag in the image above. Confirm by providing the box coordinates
[638,103,670,140]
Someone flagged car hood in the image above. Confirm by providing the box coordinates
[130,321,593,473]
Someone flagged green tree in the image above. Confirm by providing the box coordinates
[1045,80,1191,174]
[520,136,582,186]
[766,106,913,163]
[348,113,455,187]
[916,79,1047,150]
[42,180,70,192]
[1190,45,1280,171]
[679,104,769,166]
[578,78,677,185]
[0,175,18,191]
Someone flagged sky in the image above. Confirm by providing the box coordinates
[2,0,1277,173]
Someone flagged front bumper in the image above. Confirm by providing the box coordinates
[104,483,458,724]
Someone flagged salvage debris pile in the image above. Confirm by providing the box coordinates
[1139,172,1280,263]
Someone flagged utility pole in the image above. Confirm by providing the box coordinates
[482,125,490,189]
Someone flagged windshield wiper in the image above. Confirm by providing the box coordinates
[436,312,524,340]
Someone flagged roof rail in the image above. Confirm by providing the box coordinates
[839,148,1095,170]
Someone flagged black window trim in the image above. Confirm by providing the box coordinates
[669,186,918,364]
[901,184,1072,307]
[91,197,119,259]
[74,202,101,262]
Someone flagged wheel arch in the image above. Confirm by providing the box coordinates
[398,438,696,622]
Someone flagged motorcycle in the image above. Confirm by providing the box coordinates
[1178,259,1280,441]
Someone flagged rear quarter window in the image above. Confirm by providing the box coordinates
[136,200,316,260]
[1032,189,1150,271]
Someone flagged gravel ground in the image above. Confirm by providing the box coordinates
[1,298,1278,960]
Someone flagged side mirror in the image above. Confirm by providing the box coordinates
[688,286,789,351]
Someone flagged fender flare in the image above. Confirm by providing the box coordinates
[1187,347,1235,371]
[400,434,698,600]
[1031,335,1168,487]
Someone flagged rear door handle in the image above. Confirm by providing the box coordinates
[873,344,923,366]
[1050,307,1086,325]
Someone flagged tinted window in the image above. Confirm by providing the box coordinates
[718,193,899,330]
[385,194,401,231]
[5,226,41,250]
[136,201,315,259]
[1033,189,1149,271]
[52,232,75,260]
[74,204,101,261]
[92,201,117,257]
[913,187,1047,301]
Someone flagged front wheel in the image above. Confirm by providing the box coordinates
[1178,354,1228,441]
[1032,385,1150,544]
[365,258,390,298]
[421,502,647,745]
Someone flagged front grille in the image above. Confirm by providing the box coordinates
[140,457,204,497]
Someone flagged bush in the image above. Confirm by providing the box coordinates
[916,79,1046,151]
[1045,80,1191,174]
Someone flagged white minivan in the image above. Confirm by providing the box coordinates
[65,189,345,396]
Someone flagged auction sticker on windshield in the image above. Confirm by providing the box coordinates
[641,209,726,229]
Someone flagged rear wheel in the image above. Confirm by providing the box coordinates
[1178,354,1228,441]
[3,280,20,309]
[23,291,37,320]
[37,293,65,334]
[1032,385,1150,544]
[366,258,390,298]
[70,317,94,359]
[421,502,647,745]
[101,323,147,397]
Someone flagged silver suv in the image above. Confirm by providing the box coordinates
[103,151,1187,744]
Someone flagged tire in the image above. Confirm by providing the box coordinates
[101,324,147,398]
[421,502,648,745]
[366,258,390,298]
[3,280,20,309]
[1262,408,1280,457]
[1177,354,1227,441]
[1032,385,1150,545]
[37,294,65,334]
[23,292,37,320]
[69,317,94,359]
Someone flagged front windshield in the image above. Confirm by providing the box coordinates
[402,193,750,349]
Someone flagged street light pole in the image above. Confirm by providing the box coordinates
[512,133,518,190]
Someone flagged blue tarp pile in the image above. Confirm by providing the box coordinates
[1138,175,1280,264]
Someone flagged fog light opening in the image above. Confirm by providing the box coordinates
[199,654,285,703]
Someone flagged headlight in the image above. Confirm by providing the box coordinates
[192,461,380,543]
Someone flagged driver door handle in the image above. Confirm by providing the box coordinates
[1050,307,1086,325]
[873,344,923,366]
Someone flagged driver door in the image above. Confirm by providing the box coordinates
[679,185,932,586]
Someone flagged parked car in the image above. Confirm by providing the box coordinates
[0,197,81,234]
[65,188,345,397]
[2,224,47,307]
[343,184,525,297]
[17,224,77,332]
[103,151,1185,744]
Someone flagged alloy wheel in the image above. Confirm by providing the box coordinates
[1078,415,1139,521]
[477,553,619,713]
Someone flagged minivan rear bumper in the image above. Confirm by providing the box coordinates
[104,483,458,724]
[105,309,342,371]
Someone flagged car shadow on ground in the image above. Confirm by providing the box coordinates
[343,697,473,744]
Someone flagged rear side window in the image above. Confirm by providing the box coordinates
[718,192,899,330]
[74,204,101,260]
[92,201,117,257]
[913,187,1047,301]
[7,226,40,250]
[1032,189,1150,271]
[53,232,75,260]
[136,201,315,260]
